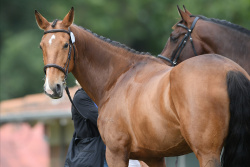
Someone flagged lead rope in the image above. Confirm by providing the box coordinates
[65,86,87,120]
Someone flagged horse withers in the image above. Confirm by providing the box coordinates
[158,6,250,73]
[35,8,250,167]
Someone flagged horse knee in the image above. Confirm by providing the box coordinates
[197,155,221,167]
[204,159,220,167]
[106,148,129,167]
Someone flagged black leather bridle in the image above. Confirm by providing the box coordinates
[43,28,76,81]
[42,26,87,120]
[158,17,199,66]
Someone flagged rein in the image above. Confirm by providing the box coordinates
[43,27,87,120]
[158,17,199,66]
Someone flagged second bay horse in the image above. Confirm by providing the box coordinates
[159,6,250,73]
[35,8,250,167]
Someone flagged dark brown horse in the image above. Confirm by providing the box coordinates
[158,6,250,73]
[35,8,250,167]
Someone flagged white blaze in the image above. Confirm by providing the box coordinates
[49,35,56,45]
[44,69,53,94]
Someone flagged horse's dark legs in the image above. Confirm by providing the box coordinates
[143,157,165,167]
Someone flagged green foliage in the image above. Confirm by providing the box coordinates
[0,0,249,101]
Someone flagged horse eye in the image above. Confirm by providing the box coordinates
[170,36,178,43]
[63,43,69,48]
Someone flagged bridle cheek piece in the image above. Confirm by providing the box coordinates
[158,17,199,66]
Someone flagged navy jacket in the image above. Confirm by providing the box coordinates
[65,89,105,167]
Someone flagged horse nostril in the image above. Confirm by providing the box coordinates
[56,84,62,94]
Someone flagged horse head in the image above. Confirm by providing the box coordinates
[159,6,204,66]
[35,7,76,99]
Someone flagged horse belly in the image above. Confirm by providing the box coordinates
[98,68,191,159]
[129,102,191,158]
[125,78,191,157]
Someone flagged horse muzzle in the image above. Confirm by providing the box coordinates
[44,83,63,99]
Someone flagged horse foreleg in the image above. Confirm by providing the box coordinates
[105,148,129,167]
[197,154,221,167]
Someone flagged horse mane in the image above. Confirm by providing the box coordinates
[77,25,152,56]
[192,15,250,36]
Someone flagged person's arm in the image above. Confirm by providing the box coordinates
[73,89,99,127]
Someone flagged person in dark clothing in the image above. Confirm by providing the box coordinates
[65,88,107,167]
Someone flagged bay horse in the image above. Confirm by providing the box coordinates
[35,8,250,167]
[158,6,250,73]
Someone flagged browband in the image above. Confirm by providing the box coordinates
[44,29,70,35]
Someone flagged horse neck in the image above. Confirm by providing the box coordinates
[198,20,250,59]
[70,25,141,105]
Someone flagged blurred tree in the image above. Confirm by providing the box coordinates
[0,0,249,101]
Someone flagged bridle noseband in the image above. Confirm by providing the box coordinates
[43,28,76,81]
[158,17,199,66]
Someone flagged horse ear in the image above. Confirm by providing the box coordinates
[62,7,74,27]
[183,5,192,15]
[177,5,190,23]
[35,10,50,30]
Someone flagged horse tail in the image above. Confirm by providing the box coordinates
[221,71,250,167]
